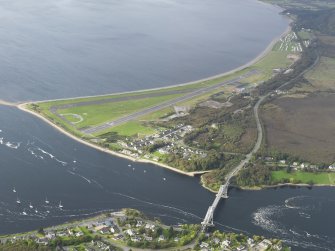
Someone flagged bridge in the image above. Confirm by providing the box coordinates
[201,180,229,230]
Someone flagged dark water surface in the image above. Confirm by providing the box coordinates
[1,106,335,251]
[0,0,288,102]
[0,0,334,250]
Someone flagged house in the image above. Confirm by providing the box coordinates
[273,68,283,74]
[310,165,318,170]
[145,223,156,231]
[45,232,56,239]
[100,227,110,235]
[247,238,255,247]
[236,245,246,251]
[300,163,309,169]
[200,242,209,249]
[273,243,283,250]
[212,237,220,244]
[279,160,286,164]
[136,220,143,227]
[94,225,106,232]
[257,239,272,250]
[131,236,142,242]
[144,235,153,241]
[75,231,84,237]
[158,235,166,242]
[36,237,48,245]
[103,220,114,227]
[57,231,67,237]
[113,233,124,240]
[221,239,231,248]
[329,163,335,170]
[125,229,135,236]
[284,68,293,74]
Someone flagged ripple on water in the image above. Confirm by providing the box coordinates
[252,196,335,251]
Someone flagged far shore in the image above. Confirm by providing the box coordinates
[201,178,335,194]
[14,20,293,187]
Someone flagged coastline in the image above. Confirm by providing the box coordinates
[201,177,335,194]
[15,20,292,181]
[241,182,335,191]
[21,21,291,105]
[17,103,208,177]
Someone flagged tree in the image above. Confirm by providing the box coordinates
[37,227,44,235]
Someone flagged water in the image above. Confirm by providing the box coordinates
[1,106,335,251]
[0,0,288,102]
[0,0,334,250]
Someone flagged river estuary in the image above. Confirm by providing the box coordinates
[0,0,334,250]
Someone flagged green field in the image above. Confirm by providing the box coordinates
[272,170,335,185]
[95,121,157,137]
[253,51,292,78]
[58,93,182,129]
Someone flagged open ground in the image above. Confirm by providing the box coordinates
[262,93,335,164]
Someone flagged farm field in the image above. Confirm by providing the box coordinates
[272,170,335,185]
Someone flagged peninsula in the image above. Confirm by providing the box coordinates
[18,0,335,194]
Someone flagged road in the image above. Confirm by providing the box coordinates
[223,51,320,183]
[224,95,266,182]
[82,70,258,134]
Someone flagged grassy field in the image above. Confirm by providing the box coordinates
[58,93,182,129]
[262,93,335,164]
[272,170,335,185]
[304,56,335,91]
[298,30,313,40]
[252,51,292,79]
[95,121,157,137]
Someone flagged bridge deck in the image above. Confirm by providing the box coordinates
[201,181,229,229]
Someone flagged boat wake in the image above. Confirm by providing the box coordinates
[0,136,21,149]
[252,196,335,250]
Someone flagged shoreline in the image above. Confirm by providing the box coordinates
[17,20,291,105]
[242,182,335,191]
[17,103,207,177]
[201,176,335,193]
[15,20,292,181]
